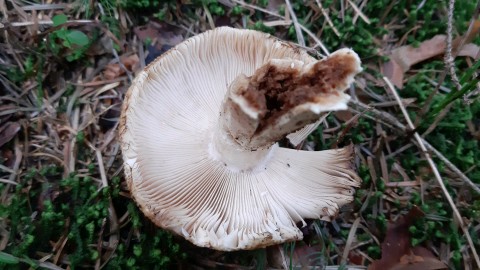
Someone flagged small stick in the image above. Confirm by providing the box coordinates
[346,0,371,25]
[383,76,480,268]
[297,24,330,56]
[315,0,340,37]
[445,0,462,91]
[422,140,480,194]
[285,0,305,46]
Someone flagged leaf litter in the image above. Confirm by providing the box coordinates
[0,1,479,269]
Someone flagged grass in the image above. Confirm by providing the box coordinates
[0,0,479,269]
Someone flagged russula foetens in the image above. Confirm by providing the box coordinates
[119,27,362,251]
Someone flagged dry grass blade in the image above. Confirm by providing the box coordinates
[0,19,94,28]
[21,4,68,11]
[445,0,462,91]
[383,76,480,269]
[341,217,361,264]
[230,0,330,55]
[346,0,371,25]
[284,0,305,46]
[315,0,340,37]
[422,140,480,194]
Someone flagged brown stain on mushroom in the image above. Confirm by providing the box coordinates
[239,52,359,134]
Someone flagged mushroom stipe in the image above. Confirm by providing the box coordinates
[120,27,362,251]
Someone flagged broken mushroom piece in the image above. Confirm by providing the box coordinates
[120,27,362,251]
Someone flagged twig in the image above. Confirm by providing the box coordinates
[445,0,462,91]
[383,76,480,268]
[297,24,330,56]
[346,0,371,25]
[315,0,340,37]
[285,0,305,46]
[421,102,453,137]
[422,141,480,194]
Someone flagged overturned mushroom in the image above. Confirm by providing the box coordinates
[120,27,362,251]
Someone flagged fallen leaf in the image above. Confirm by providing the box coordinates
[134,21,183,47]
[134,21,184,66]
[392,248,447,270]
[348,250,365,265]
[335,110,355,123]
[103,54,139,80]
[369,206,447,270]
[267,0,285,13]
[399,253,424,264]
[122,54,140,71]
[290,243,325,267]
[458,43,480,59]
[383,20,480,88]
[0,122,21,148]
[1,148,14,168]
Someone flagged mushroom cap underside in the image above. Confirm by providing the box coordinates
[119,27,362,251]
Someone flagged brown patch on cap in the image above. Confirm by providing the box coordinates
[239,51,360,134]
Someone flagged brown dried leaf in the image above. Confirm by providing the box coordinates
[103,54,139,80]
[369,207,446,270]
[383,20,480,88]
[335,110,355,123]
[134,21,183,48]
[348,250,365,265]
[1,148,14,168]
[122,54,140,71]
[399,253,424,264]
[0,122,21,148]
[458,43,480,59]
[383,35,446,88]
[267,0,285,13]
[392,248,447,270]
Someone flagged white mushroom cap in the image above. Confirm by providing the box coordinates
[120,27,362,251]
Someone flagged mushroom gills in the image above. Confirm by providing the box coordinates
[120,27,363,251]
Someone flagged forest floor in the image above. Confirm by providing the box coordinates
[0,0,479,269]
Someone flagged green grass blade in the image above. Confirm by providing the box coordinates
[0,252,20,264]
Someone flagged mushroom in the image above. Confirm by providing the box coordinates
[119,27,362,251]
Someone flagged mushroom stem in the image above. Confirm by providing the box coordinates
[221,48,362,151]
